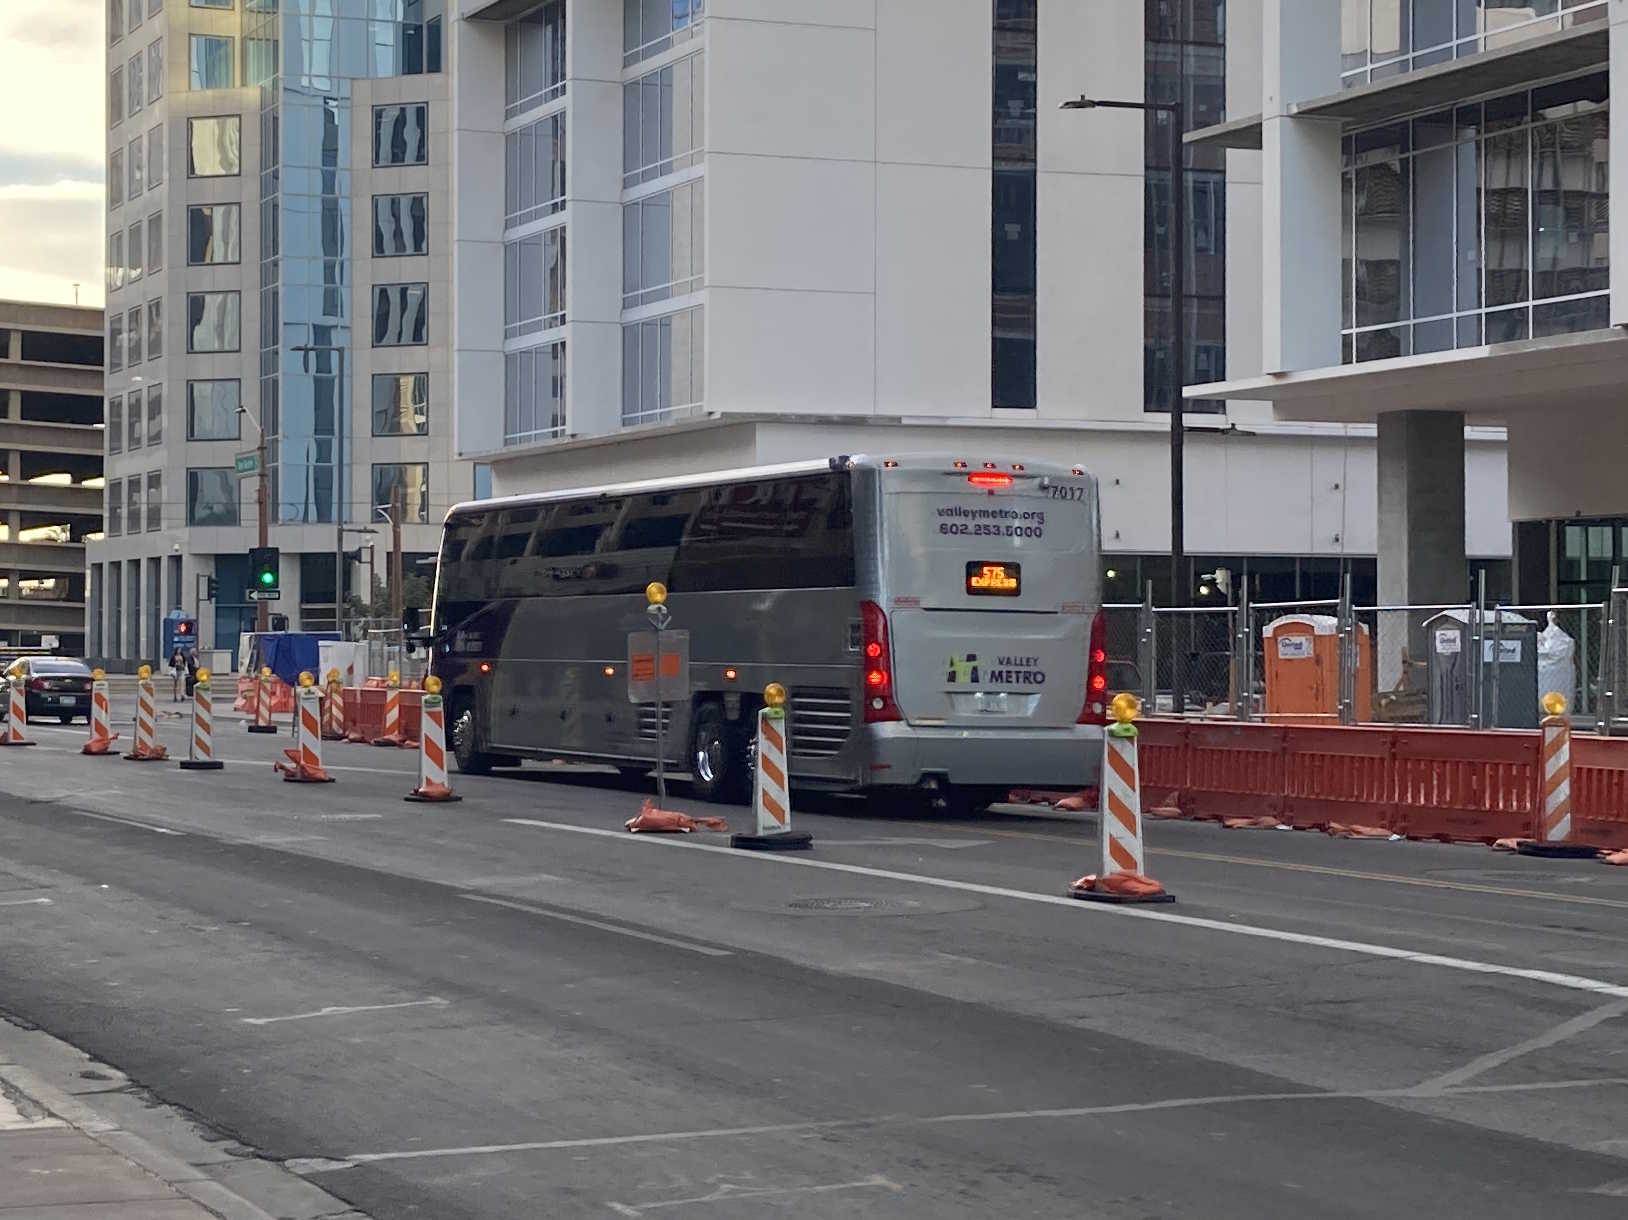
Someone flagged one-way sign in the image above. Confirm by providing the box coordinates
[246,588,282,602]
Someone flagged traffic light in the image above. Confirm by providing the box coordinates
[249,546,280,594]
[175,618,195,639]
[205,576,218,601]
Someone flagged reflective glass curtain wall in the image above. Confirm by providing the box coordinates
[1341,74,1609,362]
[992,0,1036,409]
[252,0,443,526]
[1342,0,1605,87]
[1145,0,1226,414]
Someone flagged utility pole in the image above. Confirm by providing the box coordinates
[389,483,404,632]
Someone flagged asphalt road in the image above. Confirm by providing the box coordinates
[0,709,1626,1218]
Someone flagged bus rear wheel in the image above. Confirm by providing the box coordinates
[690,703,749,805]
[451,697,496,775]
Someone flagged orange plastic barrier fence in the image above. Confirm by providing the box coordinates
[340,687,423,743]
[232,675,296,716]
[1137,719,1628,851]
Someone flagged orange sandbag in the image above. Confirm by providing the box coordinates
[1054,792,1092,812]
[1327,822,1394,839]
[1603,849,1628,867]
[624,800,729,834]
[1490,838,1526,852]
[1070,872,1168,899]
[1222,815,1284,830]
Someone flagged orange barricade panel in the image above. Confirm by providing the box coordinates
[1391,729,1539,844]
[1280,725,1395,831]
[1568,736,1628,852]
[1179,722,1286,822]
[1136,720,1189,814]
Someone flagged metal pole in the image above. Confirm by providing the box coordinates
[335,349,347,639]
[1169,98,1188,717]
[1235,580,1253,721]
[255,429,269,634]
[652,617,666,807]
[1601,566,1621,736]
[1469,569,1487,729]
[1337,573,1355,725]
[1139,579,1156,709]
[1490,603,1504,730]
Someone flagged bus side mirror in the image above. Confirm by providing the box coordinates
[402,607,422,634]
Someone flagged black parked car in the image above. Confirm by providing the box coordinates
[1,657,94,723]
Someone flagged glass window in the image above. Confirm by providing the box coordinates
[371,373,428,435]
[373,103,428,166]
[129,220,144,282]
[372,283,428,346]
[110,149,124,208]
[129,52,144,115]
[473,462,493,500]
[187,379,241,439]
[146,381,162,445]
[622,180,703,307]
[128,134,144,199]
[190,35,235,89]
[146,472,162,531]
[129,0,141,30]
[127,387,143,450]
[110,0,123,45]
[624,0,703,66]
[111,66,124,126]
[127,478,142,534]
[372,193,428,256]
[505,112,567,228]
[621,307,703,424]
[187,468,238,526]
[108,314,124,374]
[503,341,567,445]
[147,296,163,359]
[192,0,236,7]
[108,479,123,536]
[372,463,429,523]
[505,1,566,118]
[126,306,143,366]
[504,228,567,338]
[107,229,125,294]
[623,52,704,186]
[148,209,163,272]
[187,291,241,352]
[188,115,241,176]
[148,38,163,103]
[188,203,242,264]
[147,124,164,187]
[108,397,123,455]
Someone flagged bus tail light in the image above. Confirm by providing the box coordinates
[967,472,1013,489]
[860,601,902,723]
[1079,611,1109,725]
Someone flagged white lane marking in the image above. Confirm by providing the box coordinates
[0,896,52,908]
[502,818,1628,1001]
[246,834,329,845]
[815,837,992,850]
[608,1175,904,1214]
[1413,998,1628,1095]
[457,872,567,887]
[459,893,732,957]
[69,810,185,836]
[317,813,386,822]
[336,1077,1628,1167]
[241,998,448,1026]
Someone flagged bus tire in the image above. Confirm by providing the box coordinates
[689,702,749,805]
[450,695,496,775]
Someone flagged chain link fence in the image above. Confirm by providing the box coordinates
[1118,574,1628,734]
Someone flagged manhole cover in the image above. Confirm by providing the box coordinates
[789,897,878,912]
[745,893,985,917]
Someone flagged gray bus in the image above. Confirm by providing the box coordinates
[427,454,1107,811]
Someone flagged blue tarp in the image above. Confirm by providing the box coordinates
[255,633,340,688]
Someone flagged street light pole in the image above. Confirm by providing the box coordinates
[238,404,271,633]
[1060,93,1188,712]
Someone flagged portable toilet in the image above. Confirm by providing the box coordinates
[1262,614,1373,722]
[1425,608,1539,729]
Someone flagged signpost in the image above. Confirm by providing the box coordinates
[246,588,282,602]
[629,584,687,808]
[234,450,260,477]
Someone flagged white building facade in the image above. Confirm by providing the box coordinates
[446,0,1511,611]
[91,0,471,669]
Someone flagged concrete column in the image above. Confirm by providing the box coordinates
[1377,411,1467,689]
[1610,0,1628,324]
[1260,0,1342,374]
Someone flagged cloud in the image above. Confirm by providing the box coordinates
[0,179,106,308]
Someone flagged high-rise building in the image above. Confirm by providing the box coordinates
[449,1,1511,611]
[90,0,468,669]
[0,302,105,656]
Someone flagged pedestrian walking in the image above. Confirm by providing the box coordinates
[169,646,186,702]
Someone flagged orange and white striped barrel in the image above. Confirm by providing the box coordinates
[248,667,278,734]
[82,673,118,756]
[3,671,29,746]
[323,672,345,740]
[275,682,333,783]
[180,672,223,771]
[1540,713,1572,844]
[124,673,168,761]
[373,672,410,747]
[753,706,790,837]
[406,683,459,802]
[1099,727,1145,877]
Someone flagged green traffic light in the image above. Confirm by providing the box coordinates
[259,571,275,585]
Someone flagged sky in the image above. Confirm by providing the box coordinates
[0,0,105,308]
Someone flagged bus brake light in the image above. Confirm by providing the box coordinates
[1079,611,1110,725]
[967,472,1013,489]
[860,601,902,723]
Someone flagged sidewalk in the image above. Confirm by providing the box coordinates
[0,1019,365,1220]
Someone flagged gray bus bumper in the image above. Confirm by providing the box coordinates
[861,723,1103,791]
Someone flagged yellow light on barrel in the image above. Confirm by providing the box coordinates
[298,671,315,688]
[196,667,211,684]
[137,664,152,680]
[91,667,105,681]
[1109,691,1141,724]
[423,675,443,695]
[326,667,342,685]
[645,581,668,607]
[1542,691,1568,718]
[763,682,787,709]
[261,667,272,679]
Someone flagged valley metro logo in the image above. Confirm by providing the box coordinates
[946,654,980,684]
